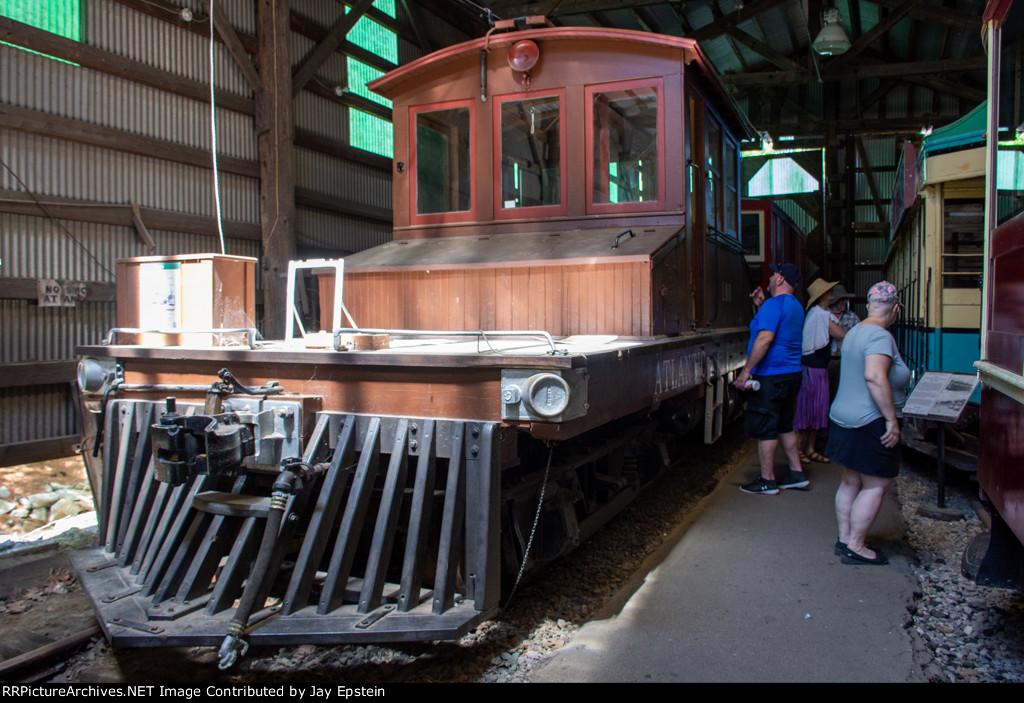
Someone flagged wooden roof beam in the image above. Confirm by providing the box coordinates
[723,26,807,72]
[0,16,253,114]
[338,0,422,47]
[398,0,436,54]
[841,79,900,120]
[199,0,262,92]
[0,188,261,241]
[292,0,376,97]
[855,135,893,225]
[872,0,982,32]
[722,55,986,86]
[823,0,923,72]
[901,73,986,103]
[754,116,936,138]
[0,103,258,178]
[687,0,792,42]
[487,0,666,19]
[110,0,257,52]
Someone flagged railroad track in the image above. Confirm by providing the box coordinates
[0,624,101,682]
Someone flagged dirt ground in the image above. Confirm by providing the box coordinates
[1,455,91,536]
[0,454,99,678]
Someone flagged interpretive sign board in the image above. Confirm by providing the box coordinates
[902,372,980,422]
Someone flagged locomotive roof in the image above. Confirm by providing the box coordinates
[368,26,755,142]
[344,225,682,271]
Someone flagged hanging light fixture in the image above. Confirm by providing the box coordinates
[812,9,852,56]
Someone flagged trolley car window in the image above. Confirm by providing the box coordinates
[741,211,765,260]
[702,114,740,239]
[706,121,725,232]
[415,106,472,215]
[725,139,739,236]
[942,200,984,289]
[591,85,660,206]
[499,95,562,210]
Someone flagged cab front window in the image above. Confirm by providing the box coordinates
[586,79,663,213]
[497,92,563,215]
[412,102,474,221]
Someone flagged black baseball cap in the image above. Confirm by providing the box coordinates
[770,262,801,288]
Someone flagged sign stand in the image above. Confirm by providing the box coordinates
[901,372,980,518]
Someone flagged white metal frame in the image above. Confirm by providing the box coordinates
[284,259,353,340]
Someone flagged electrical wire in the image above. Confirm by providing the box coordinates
[451,0,499,24]
[0,156,116,278]
[209,0,226,254]
[137,0,210,22]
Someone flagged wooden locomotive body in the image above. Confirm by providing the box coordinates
[340,26,754,338]
[71,26,762,660]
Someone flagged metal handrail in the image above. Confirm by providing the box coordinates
[105,327,259,349]
[974,360,1024,404]
[332,327,567,355]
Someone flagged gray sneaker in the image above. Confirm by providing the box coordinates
[778,471,810,490]
[740,477,779,495]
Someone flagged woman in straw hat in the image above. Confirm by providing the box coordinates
[827,284,859,401]
[794,278,847,463]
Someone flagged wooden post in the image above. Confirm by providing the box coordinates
[257,0,296,340]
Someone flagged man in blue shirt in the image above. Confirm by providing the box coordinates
[734,263,807,494]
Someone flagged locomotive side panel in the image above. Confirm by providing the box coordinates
[342,260,655,337]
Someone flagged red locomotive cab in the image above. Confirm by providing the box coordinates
[338,26,755,338]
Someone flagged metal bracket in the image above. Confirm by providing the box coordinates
[147,596,210,621]
[355,604,396,629]
[108,618,164,634]
[103,586,142,603]
[86,560,117,573]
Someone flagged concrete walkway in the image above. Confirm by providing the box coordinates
[532,444,924,683]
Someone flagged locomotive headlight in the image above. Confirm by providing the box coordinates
[77,357,120,395]
[501,369,587,422]
[521,373,571,418]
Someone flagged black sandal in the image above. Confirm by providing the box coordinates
[841,548,888,565]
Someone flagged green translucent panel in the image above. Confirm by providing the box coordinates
[346,1,397,63]
[347,57,391,107]
[997,149,1024,190]
[1,0,82,63]
[351,109,393,158]
[748,157,819,196]
[0,0,81,39]
[373,0,396,18]
[343,3,395,158]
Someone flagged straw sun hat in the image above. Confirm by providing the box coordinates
[805,279,839,311]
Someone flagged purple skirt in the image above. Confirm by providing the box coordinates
[794,366,830,432]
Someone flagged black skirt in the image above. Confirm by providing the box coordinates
[824,417,900,479]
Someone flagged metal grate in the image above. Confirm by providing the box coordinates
[73,400,501,647]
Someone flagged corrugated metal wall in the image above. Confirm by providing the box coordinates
[0,0,465,465]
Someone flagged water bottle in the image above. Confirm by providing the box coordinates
[743,379,760,391]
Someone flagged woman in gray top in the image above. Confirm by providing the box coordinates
[825,281,911,565]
